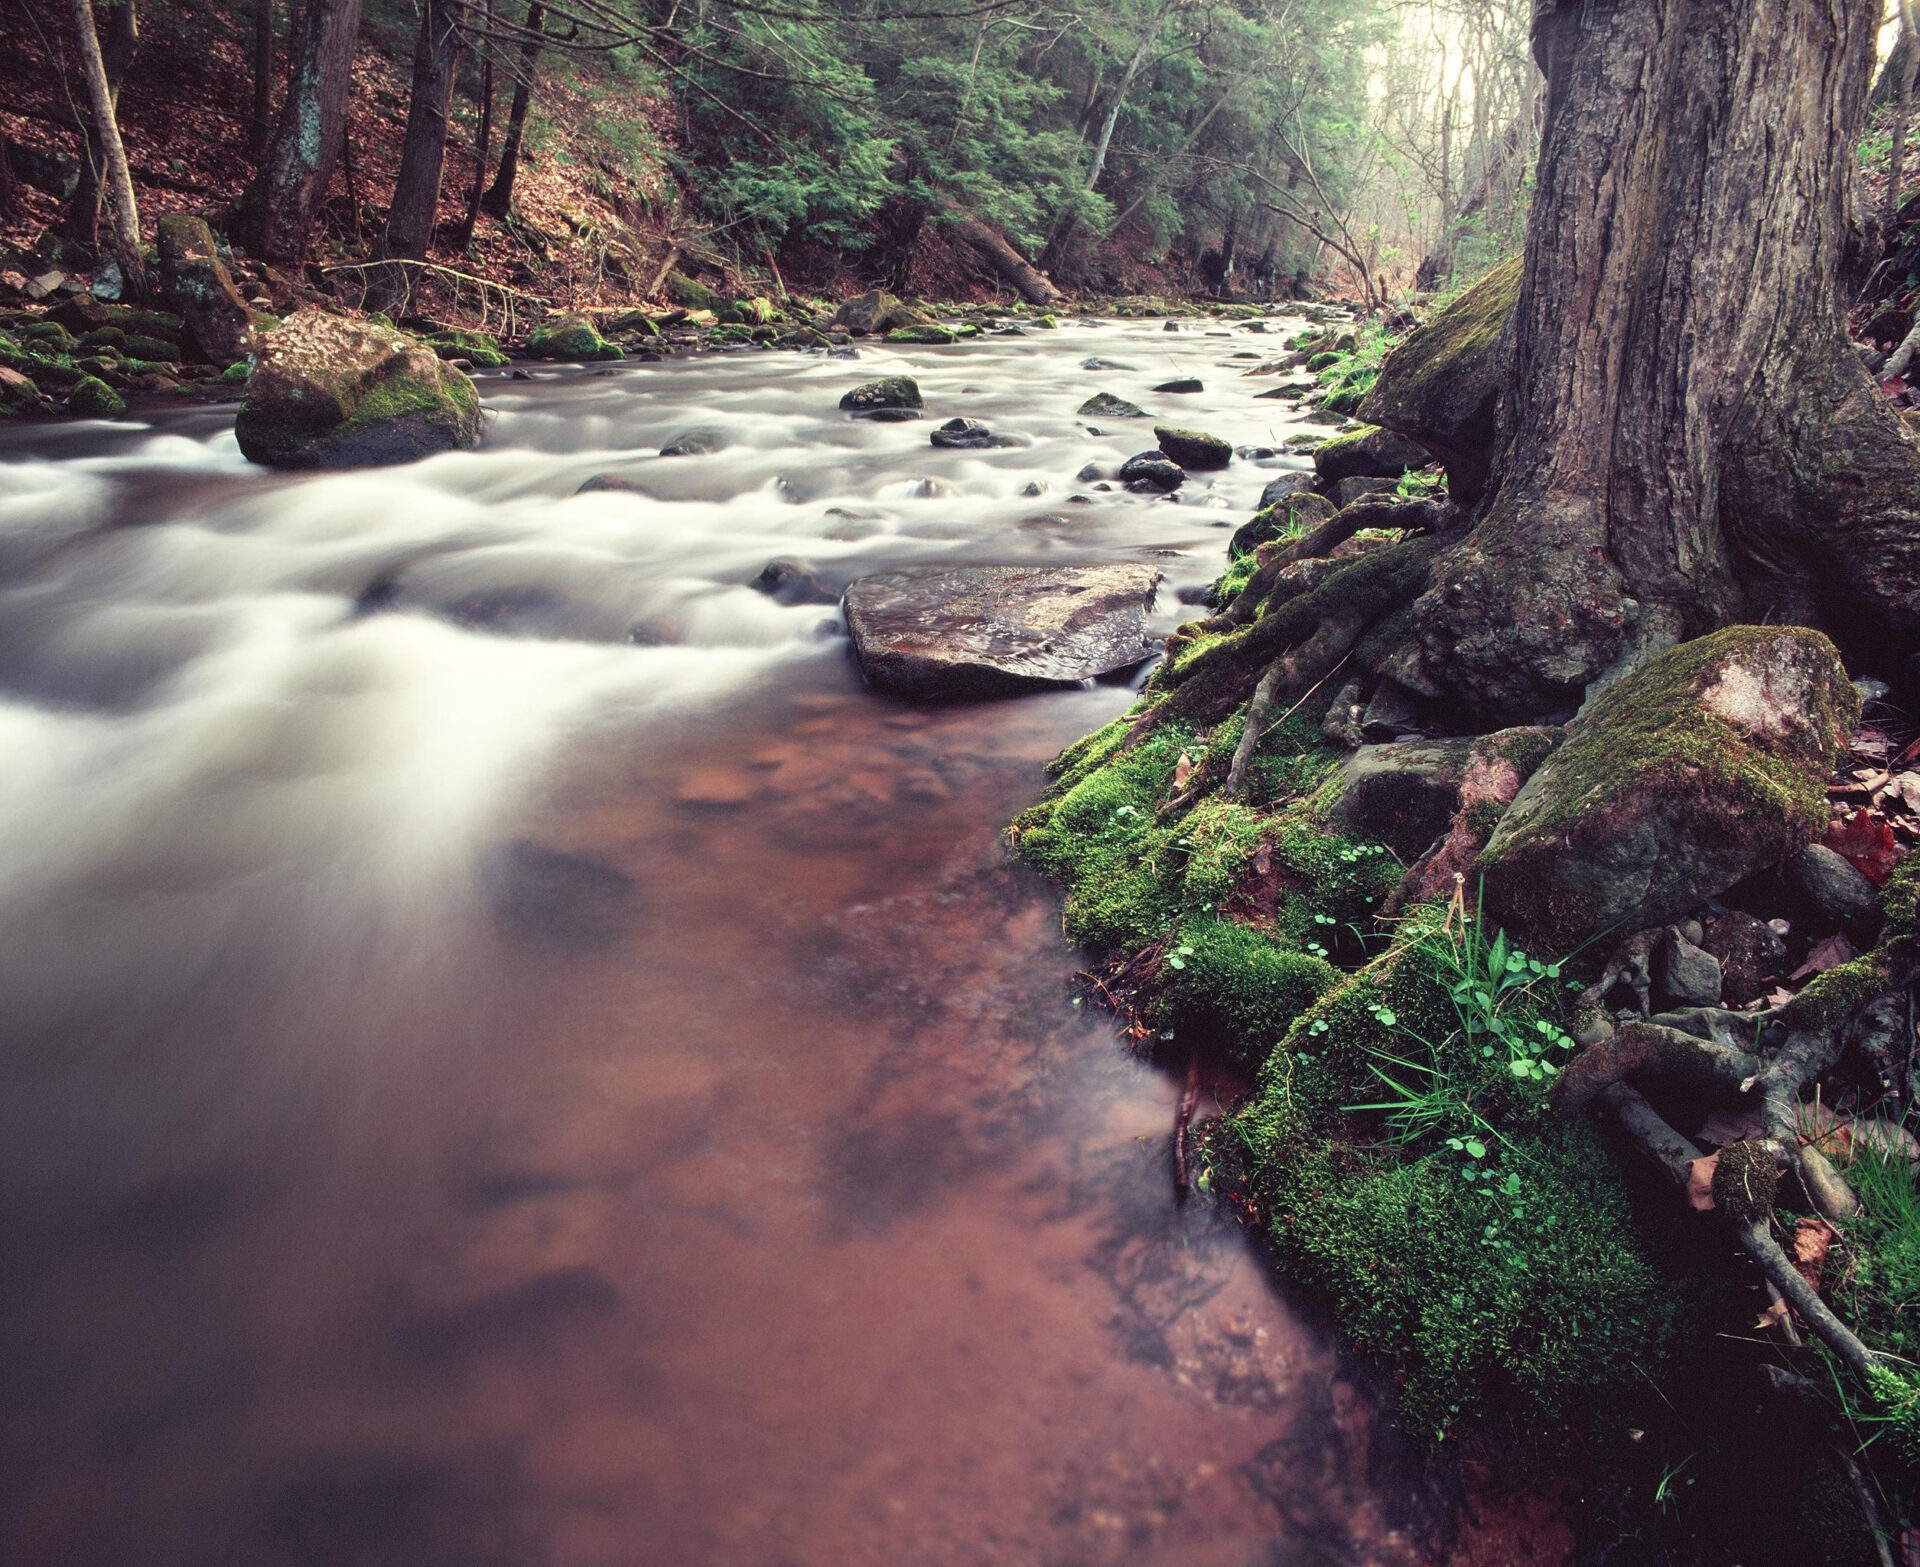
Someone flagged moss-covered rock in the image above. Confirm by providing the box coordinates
[155,212,258,366]
[423,329,509,367]
[1078,391,1147,419]
[1227,491,1335,562]
[1313,424,1431,482]
[66,376,125,417]
[235,311,482,469]
[666,273,725,313]
[1357,253,1521,500]
[1155,426,1231,470]
[122,334,182,362]
[1476,625,1858,950]
[525,313,623,361]
[885,323,958,344]
[839,375,922,413]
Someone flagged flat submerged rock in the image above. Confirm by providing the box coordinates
[843,564,1162,699]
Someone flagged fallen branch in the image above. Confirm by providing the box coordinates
[1174,1051,1201,1197]
[1221,661,1284,801]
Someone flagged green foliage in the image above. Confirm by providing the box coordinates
[1836,1135,1920,1368]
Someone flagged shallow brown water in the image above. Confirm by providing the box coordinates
[0,321,1444,1565]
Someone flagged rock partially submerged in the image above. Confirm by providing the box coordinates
[1079,391,1147,418]
[527,313,624,361]
[840,375,923,415]
[235,311,482,469]
[1476,625,1858,950]
[1119,451,1185,491]
[929,416,1000,449]
[1155,426,1231,470]
[843,563,1161,699]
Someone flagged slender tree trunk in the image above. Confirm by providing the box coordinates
[1890,0,1920,226]
[379,0,467,264]
[59,0,138,259]
[480,0,543,219]
[1390,0,1920,717]
[458,0,494,251]
[65,0,149,297]
[250,0,275,158]
[237,0,363,263]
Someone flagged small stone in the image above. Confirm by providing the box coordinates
[577,474,651,495]
[1078,392,1147,418]
[1330,475,1396,508]
[1117,452,1185,491]
[1679,918,1704,946]
[930,416,997,449]
[1075,462,1103,481]
[1700,910,1788,1007]
[1081,357,1137,371]
[1020,479,1048,496]
[1785,842,1879,920]
[1657,930,1723,1008]
[26,270,64,300]
[1854,676,1892,701]
[751,558,837,605]
[1151,377,1202,393]
[1257,471,1315,510]
[659,428,727,456]
[65,375,124,417]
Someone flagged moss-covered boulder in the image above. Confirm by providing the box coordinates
[839,375,922,414]
[525,313,623,361]
[885,323,957,345]
[235,311,482,469]
[1155,426,1231,470]
[1312,424,1431,482]
[1078,391,1147,419]
[423,329,509,368]
[826,289,926,336]
[1476,625,1858,950]
[155,213,258,366]
[1357,253,1520,500]
[66,375,125,417]
[666,273,725,313]
[1228,490,1334,561]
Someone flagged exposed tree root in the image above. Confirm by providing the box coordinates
[1221,661,1284,801]
[1551,1019,1759,1116]
[1215,496,1449,629]
[1174,1051,1201,1198]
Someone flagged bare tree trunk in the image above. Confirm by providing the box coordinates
[946,212,1061,305]
[1388,0,1920,718]
[480,0,543,219]
[1890,0,1920,226]
[66,0,149,297]
[59,0,138,259]
[457,0,494,251]
[379,0,468,265]
[237,0,364,263]
[250,0,276,158]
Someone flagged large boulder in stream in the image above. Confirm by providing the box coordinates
[235,311,482,469]
[1475,626,1858,951]
[843,564,1161,699]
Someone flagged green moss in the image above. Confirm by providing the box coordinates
[66,375,124,416]
[666,273,725,312]
[526,314,623,361]
[1781,953,1888,1031]
[1157,915,1338,1066]
[1305,350,1340,372]
[424,329,509,367]
[1209,552,1260,605]
[122,333,180,361]
[218,360,251,386]
[1358,253,1520,441]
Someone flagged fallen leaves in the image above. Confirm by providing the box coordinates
[1787,930,1857,981]
[1823,808,1905,884]
[1685,1154,1719,1212]
[1172,751,1193,792]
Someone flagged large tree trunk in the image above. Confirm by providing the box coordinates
[236,0,363,263]
[59,0,138,262]
[479,0,543,219]
[1387,0,1920,719]
[379,0,467,264]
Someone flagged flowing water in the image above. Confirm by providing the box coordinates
[0,318,1445,1565]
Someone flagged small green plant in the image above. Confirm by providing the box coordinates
[1416,913,1577,1086]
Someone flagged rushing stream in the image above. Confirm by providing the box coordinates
[0,317,1447,1565]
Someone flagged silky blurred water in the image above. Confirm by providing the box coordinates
[0,317,1443,1566]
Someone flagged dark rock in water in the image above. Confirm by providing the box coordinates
[660,428,727,456]
[850,406,921,422]
[156,213,259,367]
[843,563,1161,699]
[826,345,860,360]
[1699,910,1787,1007]
[235,311,481,469]
[1075,462,1104,482]
[1078,392,1147,418]
[827,289,926,336]
[930,416,998,449]
[526,312,624,361]
[1476,626,1858,951]
[1656,929,1723,1008]
[1785,842,1878,920]
[840,375,923,413]
[1152,377,1203,393]
[511,369,533,380]
[1330,475,1396,508]
[1020,479,1048,496]
[1154,426,1231,470]
[1118,451,1185,491]
[1313,424,1433,482]
[577,473,651,495]
[1175,583,1213,605]
[1257,471,1316,510]
[1081,357,1138,371]
[751,558,838,606]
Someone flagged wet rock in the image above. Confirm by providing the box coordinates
[1152,377,1203,393]
[886,324,957,345]
[1332,737,1478,859]
[1657,929,1723,1008]
[1360,679,1434,742]
[1476,626,1858,951]
[155,213,259,367]
[66,375,124,417]
[1699,910,1787,1007]
[526,313,623,361]
[1230,491,1334,558]
[1118,451,1185,491]
[1154,426,1231,470]
[840,375,923,413]
[1330,475,1397,508]
[235,311,481,469]
[424,329,509,368]
[751,558,838,606]
[577,473,651,495]
[827,289,925,336]
[851,406,920,422]
[843,563,1161,699]
[1075,462,1104,482]
[660,427,727,456]
[1081,357,1138,371]
[1257,471,1316,510]
[666,273,726,312]
[1311,423,1432,482]
[1785,842,1879,920]
[930,416,997,449]
[1078,392,1147,418]
[1020,479,1048,496]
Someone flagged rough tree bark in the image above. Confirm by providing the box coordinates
[480,0,544,219]
[65,0,149,297]
[457,0,494,251]
[59,0,139,263]
[236,0,364,263]
[1383,0,1920,720]
[250,0,276,159]
[379,0,468,265]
